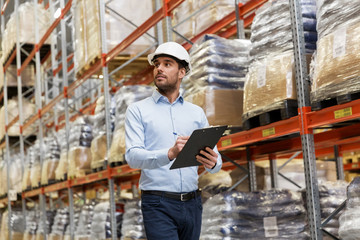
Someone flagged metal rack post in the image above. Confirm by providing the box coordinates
[269,154,278,189]
[155,0,164,44]
[288,0,322,238]
[235,0,245,39]
[99,0,117,239]
[59,0,75,239]
[246,147,257,191]
[334,145,345,180]
[33,1,47,239]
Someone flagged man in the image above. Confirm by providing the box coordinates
[125,41,222,240]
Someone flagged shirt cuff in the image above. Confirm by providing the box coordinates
[152,148,171,166]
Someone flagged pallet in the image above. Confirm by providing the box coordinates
[312,90,360,111]
[3,43,51,65]
[109,161,125,168]
[92,165,106,173]
[75,55,101,78]
[242,100,298,130]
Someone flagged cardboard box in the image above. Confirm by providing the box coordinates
[187,89,243,126]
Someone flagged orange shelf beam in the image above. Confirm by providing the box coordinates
[344,163,360,171]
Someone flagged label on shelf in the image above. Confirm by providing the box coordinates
[333,27,347,58]
[262,127,275,137]
[334,107,352,119]
[221,139,232,148]
[263,216,279,237]
[9,190,17,201]
[352,163,359,169]
[257,64,267,88]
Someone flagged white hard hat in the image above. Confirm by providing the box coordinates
[148,42,191,74]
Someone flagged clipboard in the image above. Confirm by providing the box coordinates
[170,125,228,170]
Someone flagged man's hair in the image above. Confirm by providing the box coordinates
[152,54,188,71]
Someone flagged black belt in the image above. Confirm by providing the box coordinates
[141,190,201,201]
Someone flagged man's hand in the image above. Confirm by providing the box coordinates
[196,147,218,169]
[168,136,189,160]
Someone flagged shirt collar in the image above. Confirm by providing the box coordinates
[152,90,184,104]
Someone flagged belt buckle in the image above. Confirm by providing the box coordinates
[180,193,186,201]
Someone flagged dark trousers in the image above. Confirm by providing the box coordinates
[141,192,203,240]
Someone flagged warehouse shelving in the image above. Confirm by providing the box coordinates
[1,0,359,240]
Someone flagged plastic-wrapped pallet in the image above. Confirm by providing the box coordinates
[242,50,300,123]
[109,85,153,166]
[318,181,348,237]
[250,0,317,61]
[55,129,68,181]
[0,161,6,196]
[200,189,309,239]
[29,141,44,188]
[90,95,116,170]
[73,0,154,76]
[63,208,80,240]
[41,136,61,185]
[74,203,96,240]
[198,170,232,203]
[121,200,147,240]
[67,117,93,178]
[4,64,35,87]
[1,2,51,62]
[184,34,250,93]
[23,211,39,240]
[0,210,26,240]
[339,177,360,240]
[91,202,123,239]
[311,1,360,106]
[9,154,23,193]
[49,208,70,240]
[0,96,36,140]
[35,210,56,240]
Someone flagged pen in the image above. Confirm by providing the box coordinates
[173,132,182,137]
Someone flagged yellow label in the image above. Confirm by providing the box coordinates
[334,107,352,119]
[117,168,122,173]
[86,177,90,182]
[98,173,103,178]
[262,127,275,137]
[352,163,359,169]
[86,189,96,199]
[221,139,232,147]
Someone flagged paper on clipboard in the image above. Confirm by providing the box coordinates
[170,125,228,170]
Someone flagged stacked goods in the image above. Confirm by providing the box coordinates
[121,200,146,240]
[91,202,123,239]
[4,64,36,87]
[41,136,61,185]
[0,161,6,196]
[243,0,316,128]
[198,170,232,203]
[1,2,50,62]
[109,85,153,166]
[311,1,360,106]
[184,34,250,92]
[339,177,360,239]
[9,154,23,193]
[200,190,308,239]
[184,34,250,126]
[318,181,348,237]
[23,211,38,240]
[0,96,36,140]
[29,141,43,188]
[0,210,25,240]
[55,129,68,181]
[73,0,154,76]
[63,208,80,240]
[173,0,248,43]
[74,203,95,240]
[250,0,317,61]
[90,96,116,171]
[67,117,93,178]
[49,208,69,240]
[35,210,56,240]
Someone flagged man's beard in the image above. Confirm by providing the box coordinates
[154,75,179,94]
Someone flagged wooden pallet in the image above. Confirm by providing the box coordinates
[312,90,360,111]
[76,55,101,78]
[109,161,125,168]
[242,100,298,130]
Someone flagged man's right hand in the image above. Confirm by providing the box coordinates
[168,136,189,160]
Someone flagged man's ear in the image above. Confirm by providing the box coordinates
[179,67,186,79]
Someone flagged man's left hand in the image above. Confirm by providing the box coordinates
[196,147,218,169]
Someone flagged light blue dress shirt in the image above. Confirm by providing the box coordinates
[125,90,222,193]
